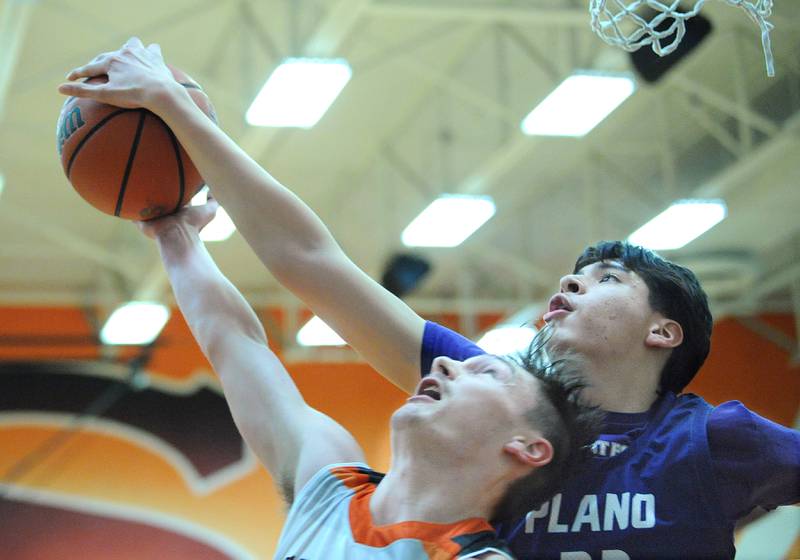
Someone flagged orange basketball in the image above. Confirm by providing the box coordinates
[56,66,216,221]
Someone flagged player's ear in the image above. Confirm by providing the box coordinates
[646,317,683,349]
[503,436,553,468]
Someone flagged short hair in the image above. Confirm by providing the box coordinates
[491,329,603,523]
[574,240,713,394]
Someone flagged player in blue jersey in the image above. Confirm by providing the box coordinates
[428,242,800,558]
[61,38,799,559]
[130,197,599,559]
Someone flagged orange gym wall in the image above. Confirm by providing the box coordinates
[0,306,797,559]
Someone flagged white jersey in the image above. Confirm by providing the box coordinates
[273,463,514,560]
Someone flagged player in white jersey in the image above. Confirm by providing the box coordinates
[275,463,511,559]
[123,197,599,559]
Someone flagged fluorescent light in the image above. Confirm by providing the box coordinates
[0,173,4,199]
[246,58,352,128]
[296,316,346,347]
[191,188,236,242]
[100,301,170,345]
[628,199,727,250]
[477,326,538,356]
[521,72,636,137]
[402,194,496,248]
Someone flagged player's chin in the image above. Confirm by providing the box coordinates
[390,406,417,431]
[546,321,568,337]
[541,329,577,362]
[392,399,438,425]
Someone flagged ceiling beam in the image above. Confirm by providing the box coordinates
[0,284,527,316]
[695,108,800,200]
[304,0,373,56]
[459,133,539,196]
[368,1,588,27]
[471,101,800,329]
[128,0,377,312]
[0,0,36,121]
[238,0,373,158]
[486,88,800,242]
[334,24,483,196]
[672,76,780,139]
[0,203,140,282]
[479,28,796,221]
[385,50,519,126]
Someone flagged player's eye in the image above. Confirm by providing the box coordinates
[466,356,515,384]
[467,362,498,377]
[600,273,619,283]
[483,363,513,382]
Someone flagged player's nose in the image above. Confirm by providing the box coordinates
[559,273,585,295]
[430,356,463,380]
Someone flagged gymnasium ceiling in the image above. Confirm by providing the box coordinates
[0,0,798,358]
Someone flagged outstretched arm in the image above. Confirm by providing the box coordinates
[59,39,424,393]
[141,202,365,501]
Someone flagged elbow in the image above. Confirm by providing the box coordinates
[199,322,267,366]
[198,325,227,364]
[268,245,340,286]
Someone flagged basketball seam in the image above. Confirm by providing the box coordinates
[114,110,147,217]
[66,109,129,178]
[163,119,186,215]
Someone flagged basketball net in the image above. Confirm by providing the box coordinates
[589,0,775,76]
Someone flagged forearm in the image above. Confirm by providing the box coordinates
[159,233,364,497]
[155,222,319,477]
[150,85,425,392]
[155,222,267,355]
[153,85,341,275]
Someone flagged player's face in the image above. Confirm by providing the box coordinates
[543,260,658,360]
[394,354,541,451]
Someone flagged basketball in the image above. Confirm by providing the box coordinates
[56,66,216,221]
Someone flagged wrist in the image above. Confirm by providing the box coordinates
[147,79,193,118]
[155,220,200,249]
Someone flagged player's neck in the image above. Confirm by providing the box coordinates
[583,353,661,413]
[370,453,499,526]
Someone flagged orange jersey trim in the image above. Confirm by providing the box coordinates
[330,466,496,559]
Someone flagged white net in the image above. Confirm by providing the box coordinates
[589,0,775,76]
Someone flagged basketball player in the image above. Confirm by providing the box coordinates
[60,38,799,559]
[134,198,599,559]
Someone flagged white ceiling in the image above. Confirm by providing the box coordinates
[0,0,798,356]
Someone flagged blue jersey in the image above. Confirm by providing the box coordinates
[422,322,800,559]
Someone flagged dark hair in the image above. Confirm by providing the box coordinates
[491,329,603,523]
[574,240,713,394]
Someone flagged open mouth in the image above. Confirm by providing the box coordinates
[410,377,442,402]
[543,294,574,322]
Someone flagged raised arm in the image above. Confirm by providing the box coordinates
[59,39,424,393]
[140,202,364,501]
